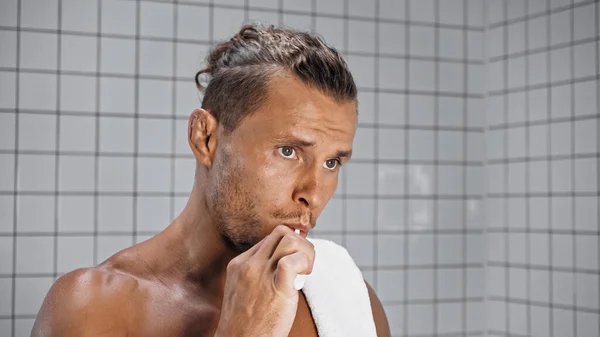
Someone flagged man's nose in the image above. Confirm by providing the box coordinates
[292,172,323,211]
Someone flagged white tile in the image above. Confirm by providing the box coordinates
[467,234,483,264]
[440,62,464,93]
[528,51,548,86]
[101,0,137,35]
[576,235,598,270]
[98,196,133,232]
[19,73,57,110]
[508,233,527,264]
[528,16,548,51]
[139,79,173,116]
[508,22,525,55]
[553,308,575,337]
[438,165,463,195]
[0,0,18,26]
[0,279,11,316]
[345,55,375,88]
[530,197,550,232]
[438,303,462,333]
[99,116,134,153]
[18,154,55,191]
[574,80,597,116]
[348,20,375,53]
[377,199,405,231]
[468,64,484,94]
[216,0,244,5]
[353,127,375,160]
[213,8,246,41]
[0,154,15,191]
[408,130,434,160]
[507,91,526,123]
[487,266,505,295]
[550,47,571,82]
[487,0,504,25]
[529,0,548,14]
[59,115,96,152]
[348,0,374,17]
[379,0,406,20]
[438,97,464,127]
[438,268,462,298]
[98,157,134,192]
[378,129,404,160]
[577,312,600,337]
[531,306,551,337]
[382,304,403,335]
[488,26,504,59]
[0,195,14,232]
[509,303,528,335]
[177,5,210,41]
[60,75,96,113]
[467,31,483,60]
[99,77,135,114]
[551,196,572,230]
[552,234,573,268]
[376,270,403,301]
[439,28,463,59]
[378,93,405,125]
[550,121,572,156]
[316,0,343,15]
[529,161,549,193]
[16,237,54,273]
[137,157,171,193]
[174,158,195,193]
[574,42,597,79]
[407,165,435,196]
[20,32,57,71]
[466,198,483,229]
[21,0,58,29]
[438,0,463,25]
[550,10,571,46]
[57,236,94,273]
[577,274,599,309]
[550,83,571,118]
[59,156,95,192]
[507,127,526,158]
[140,2,174,38]
[16,195,54,232]
[466,301,484,331]
[410,26,435,57]
[315,17,344,50]
[575,197,598,231]
[0,30,16,68]
[408,270,434,301]
[408,198,434,229]
[380,58,406,90]
[529,233,550,266]
[508,56,526,89]
[509,267,527,299]
[467,132,484,161]
[575,119,597,154]
[377,234,403,266]
[100,37,136,75]
[467,0,484,27]
[575,157,597,192]
[409,59,434,91]
[378,23,406,55]
[551,159,572,192]
[409,94,435,126]
[438,131,463,161]
[97,235,132,262]
[139,40,173,77]
[486,94,505,126]
[574,3,596,40]
[530,269,550,302]
[282,0,311,11]
[58,195,94,232]
[315,199,342,232]
[550,0,570,10]
[408,234,434,264]
[137,196,171,232]
[508,198,526,229]
[528,87,549,122]
[0,237,13,274]
[377,164,405,196]
[487,164,505,194]
[247,10,279,27]
[282,13,311,31]
[487,129,505,161]
[488,198,506,230]
[14,277,54,316]
[437,234,463,264]
[345,234,374,268]
[61,0,98,33]
[138,118,173,154]
[18,113,56,151]
[410,0,435,23]
[357,91,375,124]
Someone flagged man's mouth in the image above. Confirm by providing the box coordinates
[283,224,310,238]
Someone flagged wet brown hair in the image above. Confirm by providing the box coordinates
[195,24,357,131]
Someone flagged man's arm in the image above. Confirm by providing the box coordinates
[31,268,133,337]
[366,281,391,337]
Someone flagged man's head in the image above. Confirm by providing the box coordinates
[188,24,358,253]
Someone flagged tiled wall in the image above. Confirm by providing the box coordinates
[485,0,599,336]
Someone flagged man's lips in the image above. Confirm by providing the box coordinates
[283,224,311,237]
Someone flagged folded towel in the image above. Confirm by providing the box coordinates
[302,238,378,337]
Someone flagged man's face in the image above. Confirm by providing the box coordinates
[206,74,357,253]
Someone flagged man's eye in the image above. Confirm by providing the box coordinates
[278,146,296,158]
[323,159,339,170]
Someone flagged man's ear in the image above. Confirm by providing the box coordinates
[188,109,219,168]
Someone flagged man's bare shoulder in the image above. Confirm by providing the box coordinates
[32,265,142,337]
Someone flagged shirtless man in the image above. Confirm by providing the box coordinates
[31,24,391,337]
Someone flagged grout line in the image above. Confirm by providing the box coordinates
[372,0,380,293]
[596,0,600,335]
[52,0,62,283]
[433,0,440,334]
[461,0,470,334]
[132,0,141,245]
[170,0,179,225]
[341,0,348,249]
[501,0,510,334]
[93,0,102,267]
[569,1,578,336]
[402,0,410,334]
[523,0,532,335]
[488,0,596,28]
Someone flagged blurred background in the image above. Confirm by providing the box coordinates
[0,0,598,336]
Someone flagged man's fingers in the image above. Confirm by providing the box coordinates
[254,225,293,259]
[273,251,312,292]
[269,233,315,274]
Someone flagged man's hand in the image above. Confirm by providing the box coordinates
[215,225,315,337]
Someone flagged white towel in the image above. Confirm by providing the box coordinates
[302,238,378,337]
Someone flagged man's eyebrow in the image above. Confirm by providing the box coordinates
[275,136,352,159]
[335,150,352,159]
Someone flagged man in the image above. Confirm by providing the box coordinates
[32,24,390,337]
